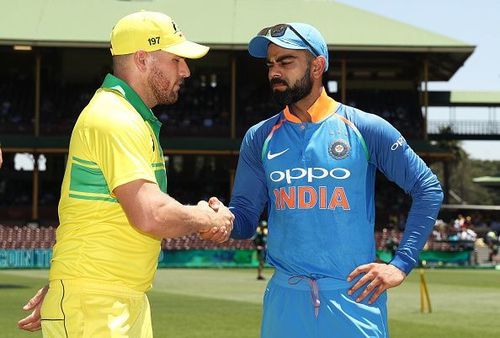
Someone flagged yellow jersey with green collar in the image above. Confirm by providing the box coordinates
[50,74,166,292]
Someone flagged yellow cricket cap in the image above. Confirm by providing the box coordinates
[110,11,209,59]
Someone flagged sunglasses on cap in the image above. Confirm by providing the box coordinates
[258,24,320,58]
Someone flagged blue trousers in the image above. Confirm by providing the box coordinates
[261,271,388,338]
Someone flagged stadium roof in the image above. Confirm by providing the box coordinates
[1,1,474,50]
[441,204,500,211]
[451,91,500,105]
[472,176,500,187]
[0,0,474,80]
[0,0,472,48]
[429,91,500,107]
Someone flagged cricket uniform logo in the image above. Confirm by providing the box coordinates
[329,139,350,159]
[267,148,289,160]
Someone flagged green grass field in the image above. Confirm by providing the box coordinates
[1,268,499,338]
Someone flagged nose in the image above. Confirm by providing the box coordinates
[179,59,190,78]
[268,65,281,81]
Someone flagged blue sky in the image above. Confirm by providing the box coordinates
[337,0,500,160]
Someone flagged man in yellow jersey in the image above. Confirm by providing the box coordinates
[17,11,234,337]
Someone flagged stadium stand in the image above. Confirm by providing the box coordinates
[0,224,479,257]
[0,225,55,249]
[0,224,255,250]
[5,212,497,267]
[0,75,34,135]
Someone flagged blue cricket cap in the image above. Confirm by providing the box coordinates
[248,23,329,72]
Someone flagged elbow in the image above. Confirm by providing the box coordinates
[130,217,158,237]
[127,205,164,237]
[431,180,445,206]
[412,175,444,204]
[140,207,167,237]
[437,188,444,204]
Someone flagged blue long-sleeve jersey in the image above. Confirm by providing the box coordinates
[229,90,443,277]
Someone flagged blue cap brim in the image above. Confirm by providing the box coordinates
[248,35,308,58]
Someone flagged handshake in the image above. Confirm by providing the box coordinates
[197,197,234,243]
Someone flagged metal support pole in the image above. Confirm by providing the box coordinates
[423,59,429,140]
[230,54,236,139]
[341,59,347,103]
[32,51,41,221]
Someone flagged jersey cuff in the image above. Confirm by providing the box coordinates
[390,254,415,275]
[109,171,157,193]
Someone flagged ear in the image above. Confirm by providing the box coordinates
[311,56,326,79]
[133,50,149,72]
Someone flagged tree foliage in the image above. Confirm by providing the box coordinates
[430,140,500,206]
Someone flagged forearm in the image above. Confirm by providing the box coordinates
[230,205,260,239]
[228,166,268,239]
[228,130,269,239]
[391,178,444,274]
[115,180,215,239]
[148,196,213,238]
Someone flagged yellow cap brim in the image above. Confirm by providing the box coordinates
[163,40,209,59]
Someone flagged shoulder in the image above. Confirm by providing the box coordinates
[338,104,395,132]
[336,104,406,163]
[243,113,282,144]
[80,89,145,134]
[338,104,402,143]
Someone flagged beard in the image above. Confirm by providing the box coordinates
[270,66,313,107]
[148,66,180,106]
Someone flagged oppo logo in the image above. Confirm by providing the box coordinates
[270,167,351,184]
[391,136,406,151]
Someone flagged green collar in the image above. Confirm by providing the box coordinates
[101,73,162,138]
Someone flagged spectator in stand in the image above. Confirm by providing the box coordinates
[432,219,448,241]
[447,227,460,241]
[454,214,465,231]
[491,220,500,233]
[459,223,477,242]
[485,231,499,262]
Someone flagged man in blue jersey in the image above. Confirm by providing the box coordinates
[223,23,443,337]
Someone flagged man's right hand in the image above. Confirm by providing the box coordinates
[17,285,49,332]
[198,197,234,243]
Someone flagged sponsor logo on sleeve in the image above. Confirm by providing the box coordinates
[391,136,406,151]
